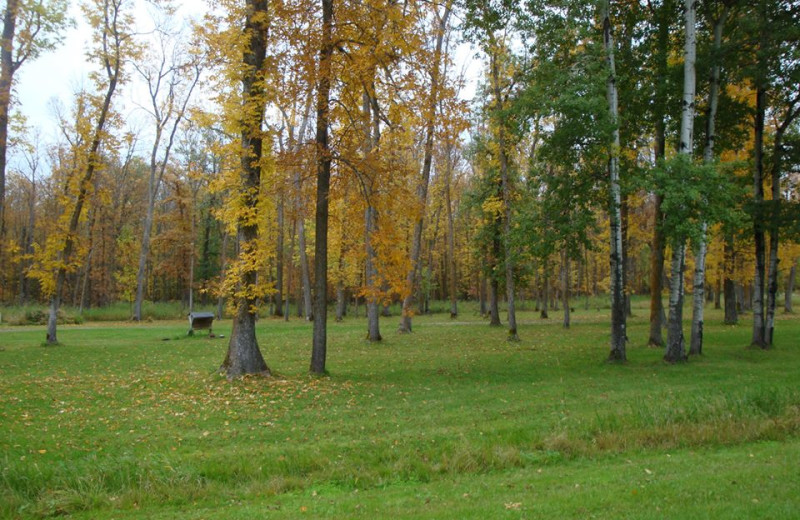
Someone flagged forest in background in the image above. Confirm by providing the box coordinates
[0,0,798,372]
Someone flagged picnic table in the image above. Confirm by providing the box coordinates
[187,312,215,336]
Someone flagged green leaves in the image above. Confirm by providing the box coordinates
[647,154,743,248]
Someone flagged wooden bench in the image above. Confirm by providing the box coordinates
[188,312,215,336]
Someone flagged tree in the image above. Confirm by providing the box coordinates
[661,0,697,363]
[0,0,69,264]
[744,0,800,347]
[310,0,332,374]
[132,15,201,321]
[602,0,627,362]
[219,0,271,378]
[398,1,452,333]
[30,0,135,345]
[463,0,522,341]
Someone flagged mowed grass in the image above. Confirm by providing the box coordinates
[0,299,799,519]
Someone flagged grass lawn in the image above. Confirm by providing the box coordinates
[1,299,799,518]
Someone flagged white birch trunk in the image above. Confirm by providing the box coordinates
[603,0,626,361]
[690,5,728,355]
[666,0,696,361]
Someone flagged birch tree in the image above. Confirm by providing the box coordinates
[689,0,731,356]
[603,0,626,361]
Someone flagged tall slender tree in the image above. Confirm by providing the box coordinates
[36,0,135,344]
[603,0,626,362]
[689,1,731,355]
[310,0,333,375]
[132,21,201,321]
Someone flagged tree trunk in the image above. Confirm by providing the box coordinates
[298,218,313,320]
[310,0,333,374]
[603,0,626,361]
[647,0,670,348]
[216,231,228,319]
[714,276,721,309]
[489,48,518,341]
[722,234,737,323]
[221,0,271,378]
[222,299,269,378]
[284,218,295,320]
[562,249,570,329]
[446,146,458,319]
[274,193,284,317]
[688,224,707,356]
[489,275,501,326]
[785,263,795,313]
[479,270,487,316]
[540,268,549,319]
[724,277,737,323]
[365,205,382,341]
[665,0,696,362]
[0,0,18,242]
[690,4,728,356]
[335,279,345,322]
[752,85,767,347]
[400,5,450,333]
[621,196,632,318]
[664,245,687,362]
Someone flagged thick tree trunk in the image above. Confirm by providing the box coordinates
[222,0,271,378]
[310,0,333,374]
[603,1,626,361]
[664,245,687,362]
[489,275,501,326]
[785,264,795,313]
[222,300,269,378]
